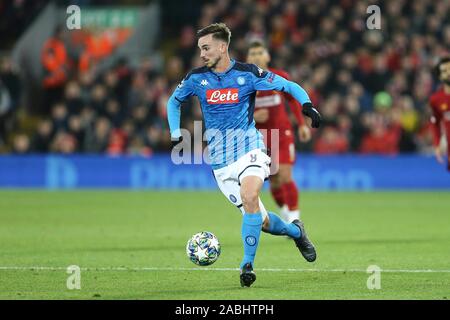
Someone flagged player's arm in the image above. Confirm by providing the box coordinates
[285,93,312,142]
[429,99,444,163]
[278,71,312,142]
[275,71,306,126]
[254,109,269,123]
[166,74,195,141]
[251,66,321,128]
[286,94,306,126]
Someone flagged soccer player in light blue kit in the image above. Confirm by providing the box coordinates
[167,23,322,287]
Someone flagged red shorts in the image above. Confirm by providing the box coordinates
[262,128,295,166]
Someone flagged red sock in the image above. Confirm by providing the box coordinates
[270,185,286,208]
[283,181,299,211]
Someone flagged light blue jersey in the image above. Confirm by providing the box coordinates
[167,59,311,169]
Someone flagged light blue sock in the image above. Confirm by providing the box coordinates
[240,212,263,270]
[265,212,301,239]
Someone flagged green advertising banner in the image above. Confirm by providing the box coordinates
[81,7,140,29]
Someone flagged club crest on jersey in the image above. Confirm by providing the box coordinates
[237,76,246,85]
[201,79,209,86]
[441,103,448,111]
[206,89,239,104]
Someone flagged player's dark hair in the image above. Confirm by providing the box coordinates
[248,40,267,51]
[197,23,231,45]
[434,56,450,78]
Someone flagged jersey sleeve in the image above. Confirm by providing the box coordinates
[277,71,306,125]
[286,94,305,125]
[429,95,442,147]
[166,74,196,138]
[250,65,312,105]
[172,73,196,102]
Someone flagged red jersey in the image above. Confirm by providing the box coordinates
[254,68,305,131]
[429,87,450,149]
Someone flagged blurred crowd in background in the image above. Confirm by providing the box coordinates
[0,0,449,156]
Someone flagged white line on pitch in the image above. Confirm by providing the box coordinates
[0,266,450,273]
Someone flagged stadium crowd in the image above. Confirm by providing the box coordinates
[1,0,449,155]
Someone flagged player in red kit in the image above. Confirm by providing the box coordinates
[247,40,312,222]
[429,56,450,171]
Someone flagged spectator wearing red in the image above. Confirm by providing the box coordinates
[314,127,349,154]
[42,26,68,89]
[359,113,401,155]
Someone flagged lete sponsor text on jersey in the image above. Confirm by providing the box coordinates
[206,88,239,104]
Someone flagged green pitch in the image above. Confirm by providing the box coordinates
[0,190,449,300]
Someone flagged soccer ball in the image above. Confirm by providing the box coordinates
[186,231,221,266]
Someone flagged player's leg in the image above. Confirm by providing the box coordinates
[264,128,284,209]
[264,142,317,262]
[239,173,298,286]
[240,173,299,239]
[259,179,317,263]
[213,164,260,287]
[234,148,275,287]
[236,149,316,287]
[239,175,264,251]
[214,166,269,287]
[267,137,286,209]
[261,172,302,239]
[239,174,299,261]
[274,134,301,222]
[274,163,316,261]
[238,175,263,287]
[267,130,299,221]
[269,172,286,208]
[278,164,301,222]
[237,150,299,257]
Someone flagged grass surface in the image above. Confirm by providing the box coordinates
[0,190,449,299]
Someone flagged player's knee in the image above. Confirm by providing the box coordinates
[270,174,281,189]
[241,190,258,204]
[279,166,293,184]
[241,189,259,212]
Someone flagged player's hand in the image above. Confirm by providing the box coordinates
[302,103,321,128]
[434,146,445,164]
[298,125,312,142]
[254,109,269,123]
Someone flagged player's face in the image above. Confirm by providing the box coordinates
[439,62,450,84]
[198,34,226,69]
[247,47,270,68]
